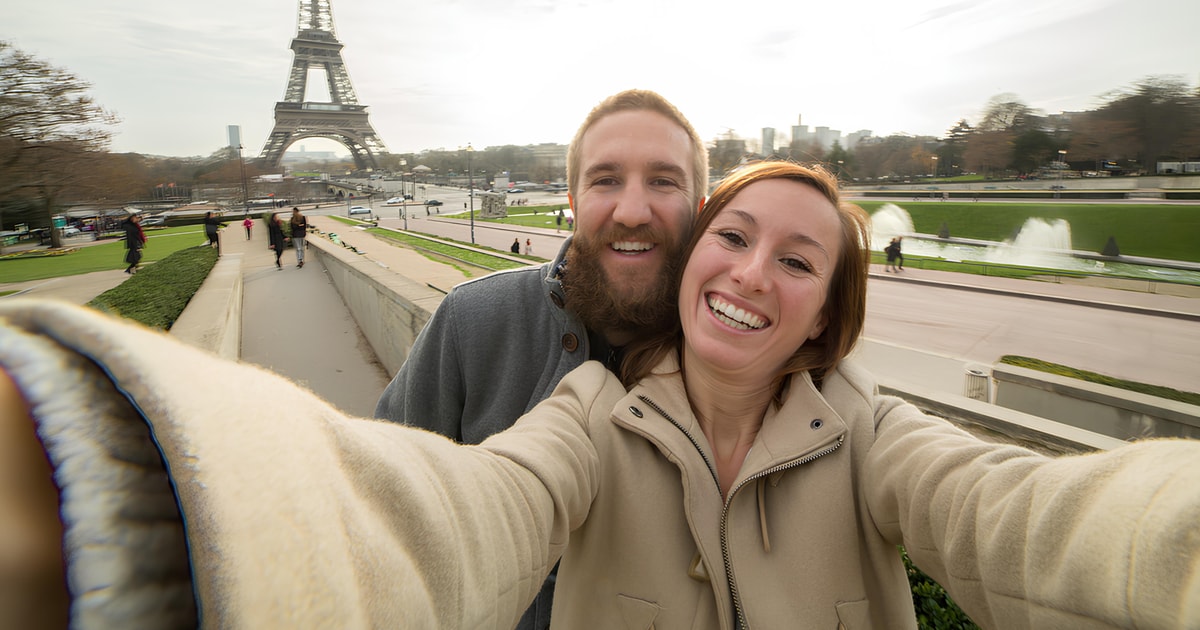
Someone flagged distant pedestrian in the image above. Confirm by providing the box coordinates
[290,207,309,269]
[524,239,533,256]
[894,236,904,270]
[885,237,904,272]
[555,212,563,232]
[511,238,520,254]
[243,216,254,240]
[122,213,146,274]
[204,211,226,256]
[566,216,573,231]
[266,212,286,270]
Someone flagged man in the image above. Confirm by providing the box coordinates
[374,89,708,629]
[289,207,308,269]
[122,213,146,274]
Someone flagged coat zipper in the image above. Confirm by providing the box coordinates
[722,435,843,629]
[636,394,844,630]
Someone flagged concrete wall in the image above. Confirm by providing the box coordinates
[305,236,443,377]
[170,253,243,360]
[993,363,1200,441]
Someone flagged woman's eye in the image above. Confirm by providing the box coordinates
[717,231,746,247]
[783,258,813,273]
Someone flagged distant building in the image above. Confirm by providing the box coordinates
[761,128,776,156]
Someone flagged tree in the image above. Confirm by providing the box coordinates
[1094,76,1200,170]
[0,41,118,245]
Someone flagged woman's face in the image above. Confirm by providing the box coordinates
[678,178,842,380]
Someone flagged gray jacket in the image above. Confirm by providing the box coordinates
[374,236,589,443]
[374,238,586,629]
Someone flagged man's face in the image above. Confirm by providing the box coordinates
[564,110,697,341]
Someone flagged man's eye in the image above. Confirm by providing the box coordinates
[650,177,679,187]
[592,176,619,186]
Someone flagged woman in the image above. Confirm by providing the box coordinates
[203,211,224,253]
[266,211,286,270]
[289,207,309,268]
[1,163,1198,628]
[121,212,146,274]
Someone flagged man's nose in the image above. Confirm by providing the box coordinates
[611,182,653,228]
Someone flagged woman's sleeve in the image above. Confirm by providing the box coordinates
[864,395,1200,628]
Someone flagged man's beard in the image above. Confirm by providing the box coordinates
[561,227,686,341]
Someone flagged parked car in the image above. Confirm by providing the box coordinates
[141,216,167,226]
[507,188,525,194]
[62,226,81,236]
[425,199,443,206]
[385,197,406,205]
[348,205,371,215]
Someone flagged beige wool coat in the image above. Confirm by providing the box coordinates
[1,299,1198,629]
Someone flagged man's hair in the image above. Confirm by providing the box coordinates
[566,89,709,212]
[620,160,871,398]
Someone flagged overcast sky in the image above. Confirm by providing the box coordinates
[3,0,1198,159]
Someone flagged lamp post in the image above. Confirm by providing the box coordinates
[466,143,475,244]
[1056,149,1067,199]
[237,144,250,216]
[931,155,938,184]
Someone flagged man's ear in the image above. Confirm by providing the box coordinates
[567,193,575,212]
[696,197,706,214]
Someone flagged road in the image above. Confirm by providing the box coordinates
[290,186,1200,394]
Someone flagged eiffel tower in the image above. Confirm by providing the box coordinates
[259,0,388,170]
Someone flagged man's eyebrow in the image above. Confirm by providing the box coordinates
[583,162,621,179]
[646,160,688,181]
[582,160,688,182]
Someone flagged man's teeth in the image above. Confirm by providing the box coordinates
[612,241,652,252]
[707,296,765,330]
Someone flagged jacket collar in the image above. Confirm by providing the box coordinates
[614,351,848,486]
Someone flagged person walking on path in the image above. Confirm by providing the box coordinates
[894,235,904,269]
[524,238,533,256]
[885,237,904,272]
[266,212,286,270]
[243,216,253,240]
[204,212,225,256]
[121,213,146,274]
[511,238,521,254]
[289,208,309,268]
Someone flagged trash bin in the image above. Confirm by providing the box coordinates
[963,366,991,402]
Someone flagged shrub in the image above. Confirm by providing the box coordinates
[902,547,980,629]
[88,245,219,330]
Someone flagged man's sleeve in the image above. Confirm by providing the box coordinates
[374,292,467,441]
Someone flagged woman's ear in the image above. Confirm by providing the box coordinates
[0,369,70,628]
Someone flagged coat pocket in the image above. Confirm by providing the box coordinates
[616,593,661,629]
[835,598,871,629]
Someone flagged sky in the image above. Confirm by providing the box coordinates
[2,0,1198,159]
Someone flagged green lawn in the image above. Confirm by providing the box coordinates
[853,201,1200,263]
[0,227,211,283]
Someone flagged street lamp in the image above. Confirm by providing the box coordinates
[466,143,475,244]
[237,144,250,216]
[931,155,938,184]
[1056,150,1067,199]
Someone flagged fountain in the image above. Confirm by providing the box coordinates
[867,203,1200,283]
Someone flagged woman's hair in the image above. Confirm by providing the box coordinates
[620,160,871,397]
[566,89,709,212]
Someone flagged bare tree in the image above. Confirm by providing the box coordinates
[0,41,118,245]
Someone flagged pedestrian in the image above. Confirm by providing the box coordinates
[203,211,224,256]
[556,211,563,232]
[289,207,309,269]
[266,212,286,270]
[524,238,532,256]
[885,237,899,272]
[121,213,146,274]
[375,89,709,629]
[566,215,573,231]
[511,238,520,254]
[894,235,904,270]
[243,216,253,240]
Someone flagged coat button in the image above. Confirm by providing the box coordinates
[550,292,565,309]
[810,418,823,430]
[629,406,643,418]
[562,333,579,352]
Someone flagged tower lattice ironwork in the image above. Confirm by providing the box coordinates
[259,0,387,170]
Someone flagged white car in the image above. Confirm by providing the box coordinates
[62,226,81,236]
[348,206,371,215]
[385,197,405,205]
